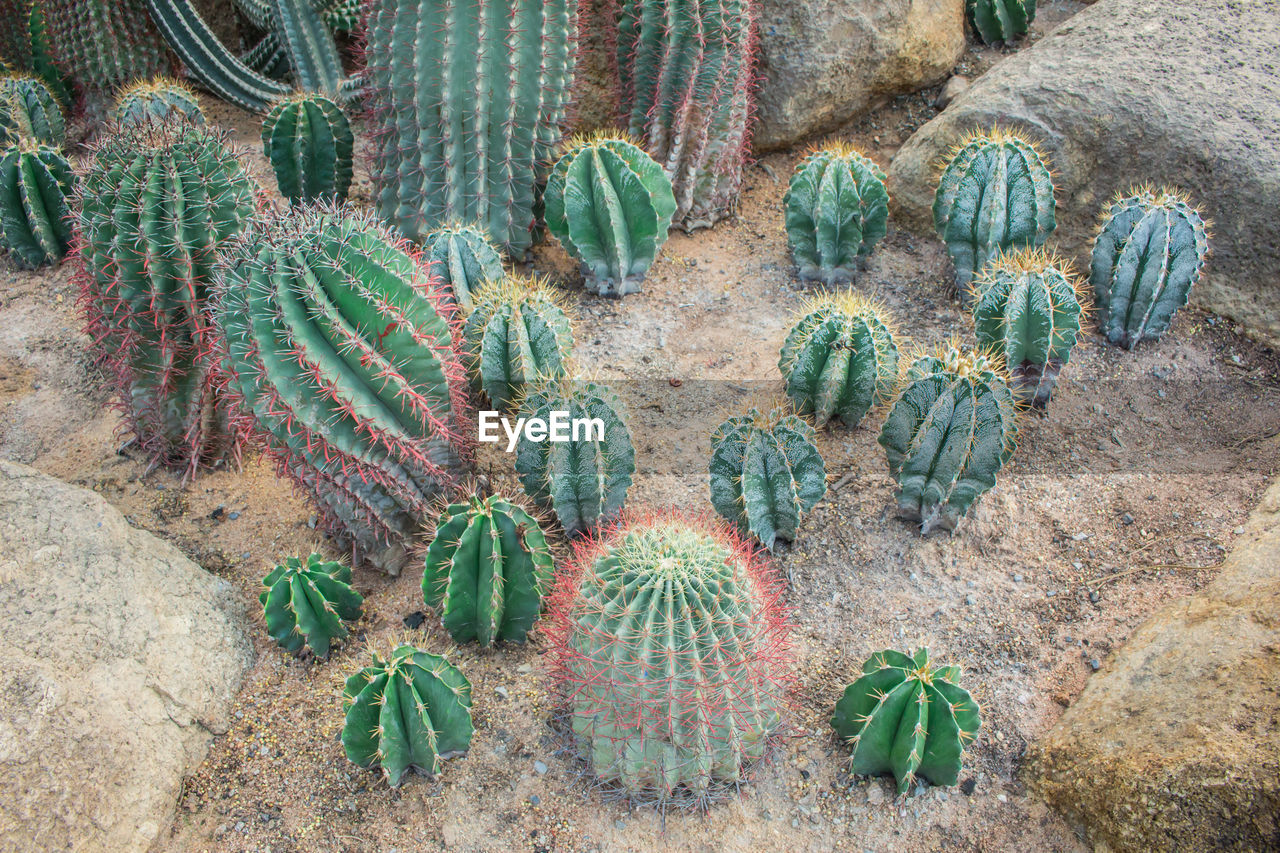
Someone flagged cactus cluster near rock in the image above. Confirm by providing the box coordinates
[966,0,1036,45]
[261,553,363,657]
[261,92,353,205]
[421,223,506,314]
[113,76,204,127]
[784,145,889,284]
[0,139,73,268]
[0,74,63,147]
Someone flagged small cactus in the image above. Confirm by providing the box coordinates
[261,92,353,205]
[113,76,205,126]
[831,647,981,794]
[260,553,363,657]
[0,139,74,268]
[783,145,889,284]
[966,0,1036,45]
[421,223,506,314]
[0,73,63,146]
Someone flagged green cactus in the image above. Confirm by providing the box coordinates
[260,553,363,657]
[966,0,1036,45]
[261,92,353,205]
[461,276,574,414]
[113,76,204,126]
[422,493,554,646]
[514,377,634,537]
[933,128,1056,303]
[878,343,1019,533]
[831,647,981,794]
[365,0,578,254]
[778,292,901,428]
[41,0,176,96]
[971,248,1085,407]
[0,73,63,146]
[421,223,506,314]
[1091,185,1209,350]
[783,145,889,284]
[342,644,474,786]
[709,405,827,551]
[544,133,675,296]
[0,139,73,268]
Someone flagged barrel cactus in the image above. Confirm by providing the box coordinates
[933,128,1055,303]
[342,644,474,786]
[0,140,73,268]
[422,493,554,646]
[832,647,981,794]
[546,510,791,806]
[261,92,353,205]
[545,133,675,296]
[42,0,176,95]
[421,223,505,314]
[783,145,889,284]
[1091,186,1209,350]
[0,73,63,146]
[260,553,363,657]
[778,293,901,428]
[709,405,827,551]
[113,76,204,126]
[878,343,1019,533]
[966,0,1036,45]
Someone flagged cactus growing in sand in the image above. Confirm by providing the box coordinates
[421,223,506,314]
[966,0,1036,45]
[260,553,363,657]
[0,140,73,268]
[0,74,63,146]
[113,76,204,126]
[261,92,353,205]
[783,145,888,284]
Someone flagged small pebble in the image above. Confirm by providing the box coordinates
[529,794,540,806]
[1089,659,1102,671]
[1013,573,1024,583]
[960,778,977,795]
[228,511,240,521]
[495,685,510,700]
[867,785,885,805]
[1121,513,1134,525]
[1235,526,1245,535]
[996,793,1008,803]
[615,820,626,831]
[534,760,548,775]
[1089,590,1100,603]
[964,594,976,606]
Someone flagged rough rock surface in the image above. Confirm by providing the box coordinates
[0,460,254,853]
[886,0,1280,346]
[754,0,965,150]
[1031,476,1280,851]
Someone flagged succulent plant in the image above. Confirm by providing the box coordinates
[783,145,889,284]
[933,128,1055,303]
[971,249,1085,407]
[261,92,353,205]
[213,204,472,572]
[0,73,63,146]
[544,133,675,296]
[0,139,73,268]
[260,553,363,657]
[342,644,474,786]
[5,0,72,107]
[1091,186,1209,350]
[41,0,176,96]
[966,0,1036,45]
[778,292,901,428]
[709,405,827,551]
[546,510,791,806]
[113,76,204,126]
[878,343,1019,533]
[422,493,555,646]
[832,647,981,794]
[421,223,506,314]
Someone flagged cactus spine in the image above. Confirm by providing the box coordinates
[0,74,63,146]
[783,145,888,284]
[966,0,1036,45]
[0,140,73,268]
[113,76,204,126]
[420,223,506,314]
[261,93,353,205]
[260,553,363,657]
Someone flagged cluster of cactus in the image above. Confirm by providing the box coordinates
[260,553,363,657]
[545,133,675,296]
[212,205,472,571]
[0,139,74,267]
[0,74,63,146]
[0,0,70,105]
[421,223,506,314]
[113,76,204,126]
[832,648,981,793]
[39,0,176,95]
[966,0,1036,45]
[783,145,889,284]
[261,93,353,205]
[546,511,790,806]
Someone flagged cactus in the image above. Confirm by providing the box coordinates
[212,204,472,572]
[933,128,1055,303]
[709,405,827,551]
[261,92,353,205]
[113,76,204,126]
[77,122,254,473]
[971,249,1085,407]
[614,0,756,230]
[831,647,981,794]
[461,276,574,414]
[544,133,675,296]
[966,0,1036,45]
[0,73,63,146]
[0,139,74,268]
[41,0,176,96]
[546,510,791,806]
[422,493,554,646]
[514,377,634,537]
[260,553,363,657]
[342,644,474,786]
[783,145,889,284]
[364,0,577,255]
[1091,186,1209,350]
[421,223,505,314]
[878,343,1019,533]
[778,292,901,428]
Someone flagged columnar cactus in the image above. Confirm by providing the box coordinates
[614,0,756,229]
[260,553,364,657]
[113,76,204,126]
[878,343,1019,533]
[422,493,555,646]
[778,293,901,428]
[42,0,176,95]
[77,122,254,473]
[342,644,474,786]
[783,145,889,284]
[966,0,1036,45]
[709,405,827,551]
[0,74,63,146]
[546,510,791,806]
[0,140,73,268]
[514,377,634,537]
[261,92,353,205]
[544,133,675,296]
[831,647,981,794]
[461,276,574,414]
[933,128,1055,303]
[364,0,578,254]
[971,249,1085,407]
[213,205,473,572]
[421,223,505,314]
[1091,186,1209,350]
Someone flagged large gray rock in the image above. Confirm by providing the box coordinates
[886,0,1280,346]
[0,461,254,852]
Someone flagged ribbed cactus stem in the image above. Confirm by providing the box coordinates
[783,145,888,284]
[112,76,205,126]
[421,223,506,313]
[260,553,363,657]
[42,0,176,95]
[967,0,1036,44]
[261,92,353,204]
[0,73,64,146]
[0,139,73,268]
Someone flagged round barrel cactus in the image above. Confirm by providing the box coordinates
[421,222,505,314]
[260,553,363,657]
[0,140,74,268]
[113,76,205,126]
[0,73,63,146]
[261,92,353,205]
[783,145,888,284]
[966,0,1036,45]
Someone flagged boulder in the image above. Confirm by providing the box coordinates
[0,461,254,852]
[886,0,1280,346]
[1031,476,1280,851]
